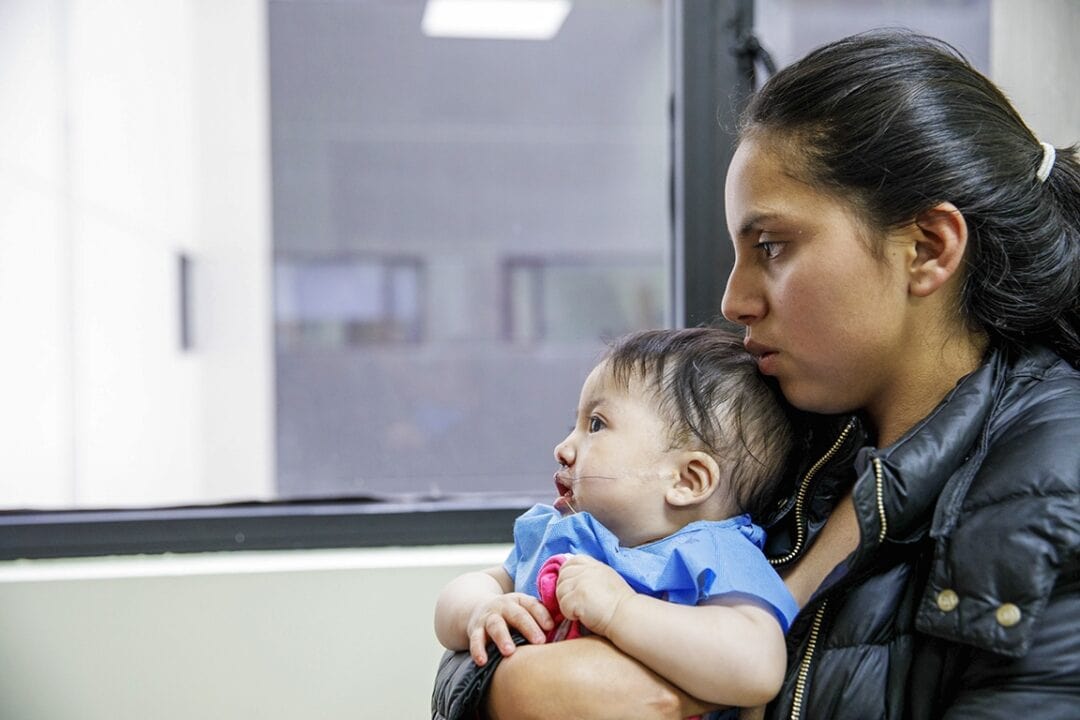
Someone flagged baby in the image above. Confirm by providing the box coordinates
[433,327,797,708]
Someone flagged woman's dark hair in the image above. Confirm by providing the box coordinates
[740,30,1080,366]
[605,327,793,519]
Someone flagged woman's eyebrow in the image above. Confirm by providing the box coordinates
[737,212,782,239]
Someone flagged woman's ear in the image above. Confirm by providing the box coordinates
[908,202,968,298]
[666,452,721,507]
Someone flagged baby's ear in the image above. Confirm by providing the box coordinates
[666,451,721,507]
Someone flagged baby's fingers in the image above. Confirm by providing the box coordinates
[501,600,551,646]
[468,622,493,666]
[483,613,520,660]
[519,596,556,636]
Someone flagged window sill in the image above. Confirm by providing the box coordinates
[0,498,532,560]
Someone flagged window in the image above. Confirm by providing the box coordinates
[753,0,990,73]
[269,0,673,503]
[1,0,995,557]
[0,0,709,556]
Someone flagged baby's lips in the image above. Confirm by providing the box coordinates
[553,473,572,496]
[552,474,574,512]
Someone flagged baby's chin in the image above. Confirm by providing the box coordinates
[553,494,575,515]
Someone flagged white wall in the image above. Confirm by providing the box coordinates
[190,0,275,503]
[990,0,1080,147]
[0,0,73,507]
[66,0,204,505]
[0,545,508,720]
[0,0,273,509]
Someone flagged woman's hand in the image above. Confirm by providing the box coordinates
[466,592,554,666]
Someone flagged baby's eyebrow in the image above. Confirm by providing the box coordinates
[582,397,607,415]
[587,397,613,414]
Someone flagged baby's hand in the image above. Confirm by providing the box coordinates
[555,555,635,637]
[466,592,554,666]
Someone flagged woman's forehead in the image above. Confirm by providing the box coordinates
[729,137,816,202]
[726,135,866,237]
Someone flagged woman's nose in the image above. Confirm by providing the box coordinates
[554,434,575,467]
[721,263,765,326]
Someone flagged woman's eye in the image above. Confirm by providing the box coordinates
[588,416,605,433]
[755,240,782,259]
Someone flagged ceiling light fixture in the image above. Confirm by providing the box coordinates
[421,0,572,41]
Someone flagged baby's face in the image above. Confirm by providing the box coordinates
[552,361,680,546]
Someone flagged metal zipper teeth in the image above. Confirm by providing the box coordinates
[790,601,828,720]
[873,457,888,543]
[769,418,857,567]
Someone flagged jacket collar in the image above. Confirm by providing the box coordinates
[848,348,1005,561]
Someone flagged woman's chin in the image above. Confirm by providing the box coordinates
[782,381,857,415]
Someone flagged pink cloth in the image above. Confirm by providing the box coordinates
[536,554,584,642]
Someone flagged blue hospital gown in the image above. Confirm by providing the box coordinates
[503,504,798,632]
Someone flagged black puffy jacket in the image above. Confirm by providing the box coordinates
[763,346,1080,719]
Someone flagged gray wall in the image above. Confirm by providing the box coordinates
[0,546,506,719]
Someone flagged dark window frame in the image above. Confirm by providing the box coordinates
[0,0,754,561]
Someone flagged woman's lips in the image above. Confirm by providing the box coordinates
[755,350,779,374]
[744,340,779,374]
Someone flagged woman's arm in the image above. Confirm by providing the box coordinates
[485,635,718,720]
[939,571,1080,718]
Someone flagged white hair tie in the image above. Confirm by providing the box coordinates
[1036,141,1056,182]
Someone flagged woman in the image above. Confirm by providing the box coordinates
[433,31,1080,719]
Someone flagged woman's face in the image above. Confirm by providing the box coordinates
[721,134,916,419]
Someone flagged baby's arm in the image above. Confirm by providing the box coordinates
[433,566,554,666]
[555,555,786,707]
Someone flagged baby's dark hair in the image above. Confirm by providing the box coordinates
[604,327,793,519]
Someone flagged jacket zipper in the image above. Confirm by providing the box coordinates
[782,434,881,719]
[770,418,857,567]
[873,457,888,542]
[789,601,828,720]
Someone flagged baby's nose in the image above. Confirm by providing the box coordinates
[554,436,575,467]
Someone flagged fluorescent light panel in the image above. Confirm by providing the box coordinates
[422,0,572,40]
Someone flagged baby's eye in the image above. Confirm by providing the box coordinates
[588,416,605,433]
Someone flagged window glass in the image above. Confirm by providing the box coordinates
[269,0,672,501]
[754,0,991,72]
